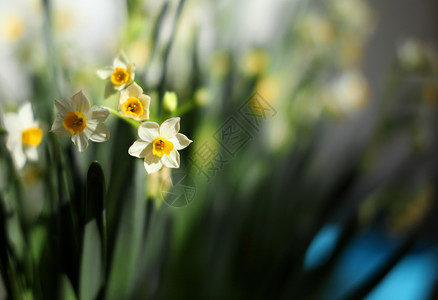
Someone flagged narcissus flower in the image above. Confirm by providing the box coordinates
[51,91,110,152]
[128,117,192,174]
[119,82,150,121]
[97,51,135,97]
[3,102,43,169]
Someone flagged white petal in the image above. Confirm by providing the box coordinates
[50,117,71,138]
[126,82,142,97]
[3,113,20,132]
[71,132,89,152]
[138,122,160,142]
[115,51,129,66]
[12,147,26,169]
[89,123,110,142]
[18,103,34,124]
[161,150,180,168]
[71,91,91,113]
[119,89,129,103]
[89,106,110,122]
[169,133,192,150]
[128,140,151,158]
[114,83,127,91]
[114,57,127,69]
[160,117,180,139]
[54,98,72,116]
[96,67,113,79]
[6,132,20,151]
[143,153,163,174]
[24,146,38,161]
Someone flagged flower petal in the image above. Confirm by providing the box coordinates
[126,82,143,98]
[18,102,34,124]
[160,117,180,139]
[71,132,89,152]
[12,147,26,169]
[71,91,91,113]
[50,117,71,138]
[143,149,163,174]
[89,106,110,122]
[128,140,151,158]
[96,67,113,79]
[3,113,20,132]
[24,146,38,161]
[89,123,110,142]
[138,122,160,142]
[161,150,180,168]
[169,133,192,150]
[54,98,73,116]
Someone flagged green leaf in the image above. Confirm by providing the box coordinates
[59,274,77,300]
[85,161,106,231]
[79,219,103,300]
[106,159,146,300]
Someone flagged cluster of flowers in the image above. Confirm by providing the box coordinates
[4,52,192,174]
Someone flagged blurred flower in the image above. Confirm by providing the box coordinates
[240,48,270,76]
[51,91,110,152]
[329,0,373,32]
[3,102,42,169]
[128,117,192,174]
[397,39,428,70]
[297,14,335,47]
[209,50,231,78]
[162,91,178,114]
[119,82,151,121]
[97,51,135,97]
[19,164,45,222]
[325,70,370,116]
[194,87,211,107]
[52,0,125,64]
[1,14,25,43]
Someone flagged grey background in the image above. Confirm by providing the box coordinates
[364,0,438,96]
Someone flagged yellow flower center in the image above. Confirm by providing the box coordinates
[122,97,144,117]
[22,127,43,146]
[63,111,87,135]
[110,67,129,85]
[152,137,174,157]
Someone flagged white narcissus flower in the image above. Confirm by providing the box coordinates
[96,51,135,97]
[119,82,151,121]
[128,117,192,174]
[50,90,110,152]
[3,102,43,169]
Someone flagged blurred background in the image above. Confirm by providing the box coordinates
[1,0,438,299]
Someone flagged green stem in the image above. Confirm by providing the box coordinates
[101,106,139,129]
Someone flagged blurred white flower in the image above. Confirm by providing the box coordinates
[51,91,110,152]
[327,71,369,116]
[330,0,373,32]
[97,52,136,97]
[119,82,150,121]
[128,117,192,174]
[52,0,125,63]
[3,102,42,169]
[397,39,428,70]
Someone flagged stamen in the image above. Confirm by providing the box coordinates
[152,137,174,157]
[110,67,129,85]
[63,111,87,135]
